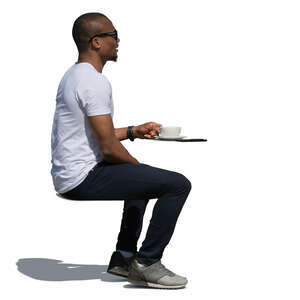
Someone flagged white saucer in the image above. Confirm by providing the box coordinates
[155,135,187,140]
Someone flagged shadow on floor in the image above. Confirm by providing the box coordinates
[16,258,186,289]
[16,258,127,282]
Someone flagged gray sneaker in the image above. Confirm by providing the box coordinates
[127,258,188,289]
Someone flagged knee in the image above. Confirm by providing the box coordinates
[169,172,192,193]
[182,175,192,192]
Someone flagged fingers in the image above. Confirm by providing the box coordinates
[154,123,162,129]
[142,122,162,138]
[150,129,159,137]
[144,131,157,138]
[149,122,162,129]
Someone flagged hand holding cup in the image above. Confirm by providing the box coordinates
[134,122,162,139]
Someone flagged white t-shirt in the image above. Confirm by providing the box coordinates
[50,62,114,194]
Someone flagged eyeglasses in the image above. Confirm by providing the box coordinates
[88,30,118,43]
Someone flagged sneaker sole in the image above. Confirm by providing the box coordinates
[127,278,186,289]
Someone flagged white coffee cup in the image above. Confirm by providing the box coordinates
[159,126,181,137]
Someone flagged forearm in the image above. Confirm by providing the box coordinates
[114,126,137,141]
[102,137,140,164]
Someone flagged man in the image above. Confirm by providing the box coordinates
[50,12,192,289]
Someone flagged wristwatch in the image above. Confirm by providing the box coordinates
[127,126,136,141]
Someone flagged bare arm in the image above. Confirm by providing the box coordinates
[88,114,140,164]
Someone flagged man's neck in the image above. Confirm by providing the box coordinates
[76,55,105,73]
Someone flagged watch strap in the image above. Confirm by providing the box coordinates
[127,126,135,141]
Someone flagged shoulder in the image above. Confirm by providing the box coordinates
[77,69,111,93]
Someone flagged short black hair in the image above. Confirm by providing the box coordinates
[72,12,108,53]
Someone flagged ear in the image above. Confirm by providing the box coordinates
[91,38,101,49]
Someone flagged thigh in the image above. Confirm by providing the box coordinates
[63,161,186,200]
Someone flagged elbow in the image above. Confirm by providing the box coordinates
[98,137,117,158]
[100,144,112,158]
[101,148,112,159]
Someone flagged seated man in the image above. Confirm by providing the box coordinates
[50,12,192,289]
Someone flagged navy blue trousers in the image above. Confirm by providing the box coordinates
[62,160,192,266]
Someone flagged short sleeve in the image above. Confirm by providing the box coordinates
[76,75,112,116]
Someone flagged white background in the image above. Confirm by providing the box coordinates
[1,0,299,299]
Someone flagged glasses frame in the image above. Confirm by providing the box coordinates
[88,30,118,43]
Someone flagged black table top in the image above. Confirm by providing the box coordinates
[147,137,207,142]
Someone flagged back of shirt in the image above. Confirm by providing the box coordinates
[50,62,114,194]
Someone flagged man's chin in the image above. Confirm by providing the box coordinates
[110,55,118,62]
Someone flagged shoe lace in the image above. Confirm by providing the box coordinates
[157,261,175,277]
